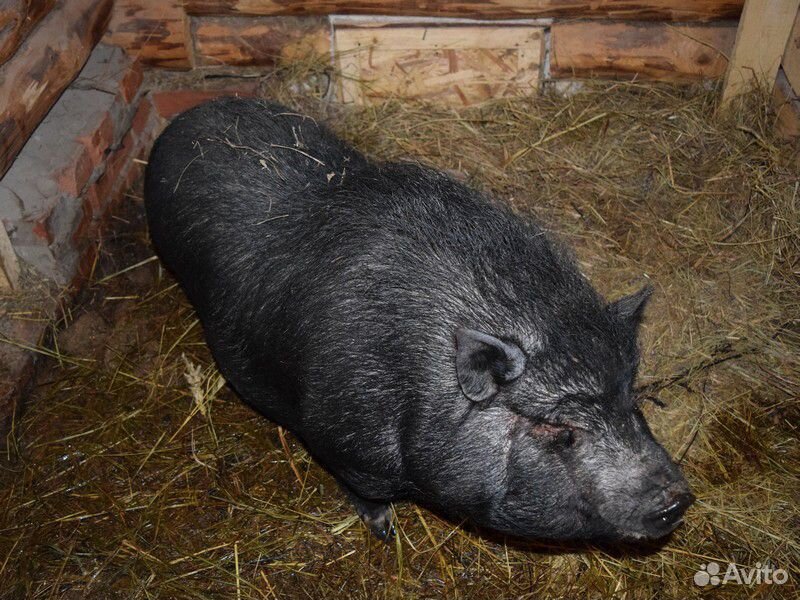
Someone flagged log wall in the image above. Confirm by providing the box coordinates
[100,0,743,82]
[0,1,57,66]
[192,16,330,67]
[551,21,737,82]
[183,0,743,21]
[0,0,113,177]
[0,0,753,179]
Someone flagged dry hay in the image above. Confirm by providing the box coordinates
[0,71,798,599]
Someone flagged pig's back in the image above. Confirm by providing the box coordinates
[145,97,366,270]
[145,98,375,424]
[143,98,582,481]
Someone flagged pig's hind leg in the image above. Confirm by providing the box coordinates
[337,481,395,542]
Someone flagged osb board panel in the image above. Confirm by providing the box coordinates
[551,21,736,82]
[103,0,191,69]
[185,0,744,21]
[782,8,800,96]
[335,25,543,106]
[192,16,330,66]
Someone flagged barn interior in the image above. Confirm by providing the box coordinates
[0,1,799,598]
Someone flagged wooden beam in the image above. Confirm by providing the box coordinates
[781,7,800,94]
[0,0,113,178]
[721,0,800,105]
[773,69,800,138]
[551,21,737,82]
[102,0,191,69]
[185,0,743,21]
[0,0,56,67]
[192,16,330,67]
[0,222,19,290]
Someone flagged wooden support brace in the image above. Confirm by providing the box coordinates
[0,223,19,290]
[721,0,800,105]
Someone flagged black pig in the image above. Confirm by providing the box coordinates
[144,98,693,542]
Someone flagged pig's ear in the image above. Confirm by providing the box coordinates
[455,328,526,403]
[608,284,653,329]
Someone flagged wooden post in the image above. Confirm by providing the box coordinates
[0,223,19,290]
[781,7,800,93]
[721,0,800,106]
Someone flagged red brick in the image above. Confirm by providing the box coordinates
[78,110,115,166]
[70,241,100,290]
[71,206,93,245]
[118,60,144,104]
[152,88,257,119]
[0,316,46,433]
[131,97,154,138]
[121,161,143,196]
[95,129,136,204]
[56,146,95,197]
[83,184,103,219]
[32,220,51,243]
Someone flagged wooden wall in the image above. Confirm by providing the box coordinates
[103,1,743,82]
[0,0,113,177]
[0,0,755,179]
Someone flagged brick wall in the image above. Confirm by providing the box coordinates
[0,43,164,427]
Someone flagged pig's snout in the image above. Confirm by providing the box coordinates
[643,488,695,536]
[639,466,694,538]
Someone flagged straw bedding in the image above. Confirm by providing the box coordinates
[0,71,798,598]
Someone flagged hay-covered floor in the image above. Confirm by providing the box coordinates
[1,78,798,599]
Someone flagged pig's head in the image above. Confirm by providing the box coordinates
[441,285,693,542]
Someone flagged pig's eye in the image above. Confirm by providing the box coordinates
[555,427,575,448]
[530,421,578,448]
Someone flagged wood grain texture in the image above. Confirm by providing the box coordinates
[721,0,800,105]
[185,0,744,21]
[102,0,191,69]
[781,7,800,96]
[192,16,330,66]
[0,0,56,66]
[335,25,543,106]
[773,69,800,138]
[0,222,19,290]
[551,21,736,82]
[0,0,113,178]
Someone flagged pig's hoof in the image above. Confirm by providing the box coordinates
[350,499,394,541]
[358,505,395,542]
[337,481,395,541]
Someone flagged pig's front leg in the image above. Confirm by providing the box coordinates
[337,481,395,541]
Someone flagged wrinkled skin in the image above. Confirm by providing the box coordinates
[145,98,693,543]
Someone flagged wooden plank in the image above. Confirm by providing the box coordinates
[781,8,800,95]
[192,16,330,66]
[102,0,191,69]
[721,0,800,105]
[0,0,113,178]
[0,0,56,67]
[551,21,736,82]
[335,25,543,106]
[773,69,800,138]
[185,0,744,21]
[0,223,19,290]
